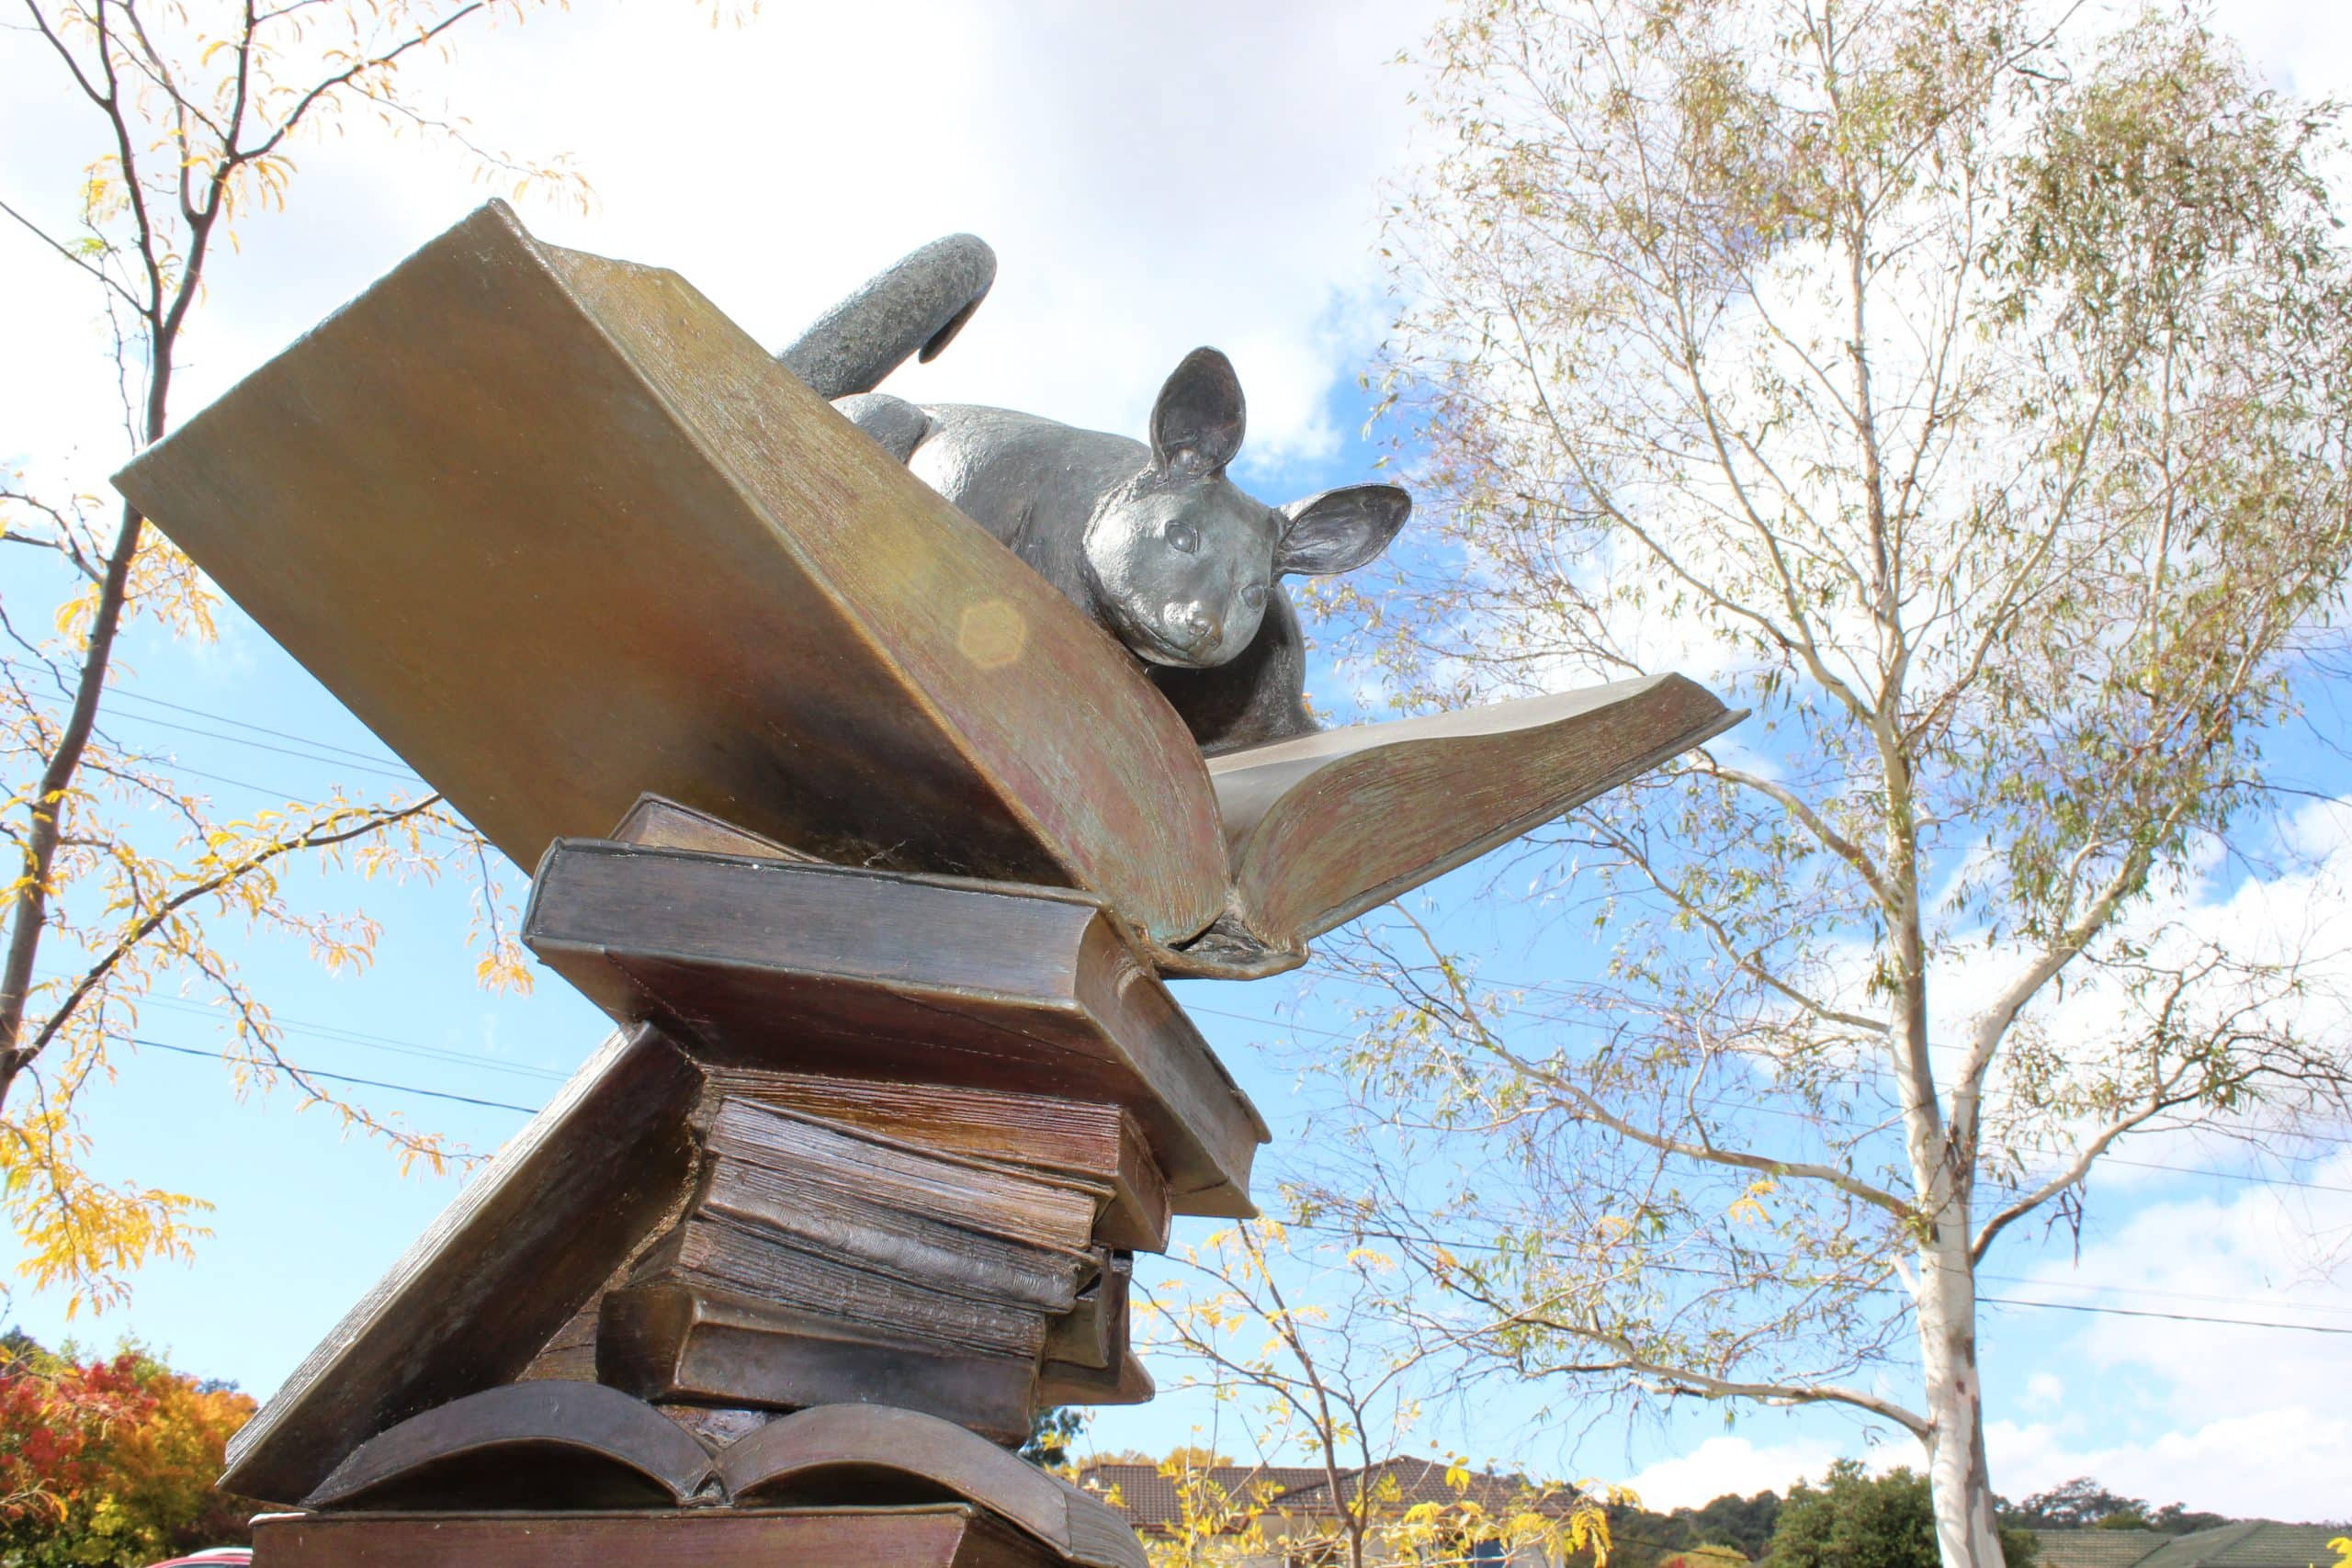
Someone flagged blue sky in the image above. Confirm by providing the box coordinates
[4,0,2349,1525]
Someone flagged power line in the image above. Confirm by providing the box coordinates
[103,1003,2352,1321]
[93,683,415,772]
[0,656,421,788]
[155,763,310,799]
[130,1035,538,1114]
[1186,1003,2352,1197]
[120,988,571,1085]
[1280,1219,2352,1336]
[0,656,410,772]
[1970,1270,2352,1318]
[106,709,423,784]
[15,669,2349,1334]
[1973,1293,2352,1336]
[117,1031,2351,1337]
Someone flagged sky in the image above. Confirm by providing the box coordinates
[4,0,2351,1529]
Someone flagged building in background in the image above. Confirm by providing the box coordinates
[2035,1526,2352,1568]
[1076,1457,1591,1567]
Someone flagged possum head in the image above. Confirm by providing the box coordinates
[1082,347,1410,669]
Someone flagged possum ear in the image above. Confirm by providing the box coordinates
[1276,484,1411,576]
[1149,348,1246,476]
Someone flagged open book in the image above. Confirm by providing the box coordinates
[302,1383,1148,1568]
[115,201,1736,976]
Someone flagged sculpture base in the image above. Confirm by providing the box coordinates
[252,1504,1071,1567]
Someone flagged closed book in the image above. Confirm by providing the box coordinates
[596,1282,1042,1444]
[707,1099,1100,1257]
[705,1068,1172,1252]
[635,1218,1049,1362]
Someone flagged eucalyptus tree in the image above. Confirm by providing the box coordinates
[1315,3,2352,1565]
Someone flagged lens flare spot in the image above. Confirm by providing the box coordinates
[957,600,1027,669]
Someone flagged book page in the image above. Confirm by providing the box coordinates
[1210,675,1739,947]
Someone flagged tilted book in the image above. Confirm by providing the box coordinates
[113,201,1738,976]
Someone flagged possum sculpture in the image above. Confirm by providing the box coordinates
[779,233,1409,753]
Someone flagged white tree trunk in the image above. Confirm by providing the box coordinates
[1917,1209,2007,1568]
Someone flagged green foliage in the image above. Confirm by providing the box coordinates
[1667,1548,1753,1568]
[1765,1464,2037,1568]
[1605,1490,1785,1568]
[0,1329,255,1567]
[2002,1478,2233,1536]
[1023,1406,1089,1472]
[1686,1492,1787,1558]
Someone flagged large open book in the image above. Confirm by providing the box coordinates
[300,1386,1148,1568]
[115,202,1736,974]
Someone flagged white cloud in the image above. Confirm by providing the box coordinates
[2019,1159,2352,1409]
[2210,0,2352,101]
[1624,1436,1852,1511]
[2021,1372,2065,1411]
[1975,1153,2352,1517]
[1988,1407,2352,1524]
[2,0,1445,507]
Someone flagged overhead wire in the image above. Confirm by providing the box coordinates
[118,1032,2352,1338]
[119,987,571,1085]
[1182,1004,2352,1197]
[129,1035,537,1114]
[1272,1217,2352,1337]
[19,671,2352,1337]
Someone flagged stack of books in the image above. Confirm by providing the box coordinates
[601,1095,1119,1438]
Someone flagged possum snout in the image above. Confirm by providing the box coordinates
[1164,601,1224,658]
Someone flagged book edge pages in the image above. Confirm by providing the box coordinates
[1214,675,1743,944]
[706,1071,1170,1251]
[714,1404,1076,1552]
[709,1094,1105,1229]
[525,840,1262,1215]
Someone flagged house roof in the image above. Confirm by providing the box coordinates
[2035,1530,2178,1568]
[1073,1458,1580,1534]
[2139,1526,2351,1568]
[2035,1526,2350,1568]
[1075,1464,1328,1531]
[1271,1457,1565,1516]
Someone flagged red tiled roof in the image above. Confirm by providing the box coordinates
[1271,1457,1563,1514]
[1075,1463,1328,1530]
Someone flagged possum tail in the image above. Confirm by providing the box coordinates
[777,233,997,400]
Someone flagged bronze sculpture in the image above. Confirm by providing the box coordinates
[791,235,1409,750]
[111,202,1740,1566]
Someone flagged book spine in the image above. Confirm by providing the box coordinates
[713,1100,1098,1247]
[711,1071,1125,1178]
[701,1156,1086,1313]
[666,1216,1048,1359]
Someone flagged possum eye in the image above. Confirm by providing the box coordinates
[1165,521,1199,554]
[1241,583,1267,610]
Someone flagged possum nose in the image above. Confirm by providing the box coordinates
[1167,601,1222,654]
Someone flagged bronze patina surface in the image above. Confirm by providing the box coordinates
[115,202,1228,948]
